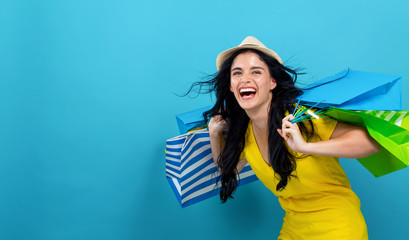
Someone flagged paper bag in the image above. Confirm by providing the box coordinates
[299,69,402,110]
[165,129,258,207]
[326,108,409,177]
[175,106,212,134]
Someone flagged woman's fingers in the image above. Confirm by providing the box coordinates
[278,119,295,139]
[208,115,227,135]
[281,115,298,133]
[279,114,308,153]
[278,114,301,143]
[209,115,225,125]
[277,129,289,141]
[281,126,294,137]
[283,114,295,122]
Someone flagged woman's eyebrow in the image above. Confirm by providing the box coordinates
[250,66,264,70]
[231,67,242,72]
[231,66,264,72]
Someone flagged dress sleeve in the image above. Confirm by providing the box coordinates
[310,116,338,142]
[239,150,246,160]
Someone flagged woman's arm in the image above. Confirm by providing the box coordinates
[208,115,247,173]
[277,115,380,158]
[208,116,226,171]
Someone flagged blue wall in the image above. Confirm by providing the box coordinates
[1,0,408,239]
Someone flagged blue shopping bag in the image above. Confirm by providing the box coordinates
[175,106,212,134]
[298,69,402,110]
[165,129,258,208]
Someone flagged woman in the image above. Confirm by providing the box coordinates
[197,36,380,239]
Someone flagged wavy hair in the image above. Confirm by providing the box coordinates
[186,49,314,202]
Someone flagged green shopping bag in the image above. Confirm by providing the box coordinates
[326,108,409,177]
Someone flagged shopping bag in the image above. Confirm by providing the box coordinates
[299,69,402,110]
[165,129,258,208]
[325,108,409,177]
[175,106,212,134]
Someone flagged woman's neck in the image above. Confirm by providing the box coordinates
[246,107,269,139]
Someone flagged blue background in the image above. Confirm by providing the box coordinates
[1,0,408,239]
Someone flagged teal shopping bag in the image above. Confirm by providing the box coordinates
[299,69,401,110]
[175,106,212,134]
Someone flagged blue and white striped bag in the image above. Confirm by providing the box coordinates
[165,129,258,208]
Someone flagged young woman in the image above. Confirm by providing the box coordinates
[198,36,380,239]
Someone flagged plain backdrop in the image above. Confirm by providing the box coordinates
[1,0,408,239]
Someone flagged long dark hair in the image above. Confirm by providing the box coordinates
[186,49,313,202]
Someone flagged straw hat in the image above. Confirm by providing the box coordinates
[216,36,283,71]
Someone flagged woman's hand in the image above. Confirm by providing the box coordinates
[208,115,228,137]
[277,114,308,153]
[278,116,380,158]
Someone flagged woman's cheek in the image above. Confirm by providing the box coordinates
[230,79,238,91]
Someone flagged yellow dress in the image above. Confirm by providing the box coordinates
[240,116,368,240]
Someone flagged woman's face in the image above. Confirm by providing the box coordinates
[230,51,277,113]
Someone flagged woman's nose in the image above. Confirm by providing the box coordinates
[240,73,251,82]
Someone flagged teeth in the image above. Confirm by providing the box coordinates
[240,88,256,93]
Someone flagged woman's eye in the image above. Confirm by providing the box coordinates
[253,71,261,75]
[232,72,242,76]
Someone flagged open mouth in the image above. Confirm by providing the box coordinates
[239,88,256,98]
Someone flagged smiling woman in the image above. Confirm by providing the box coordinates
[229,52,277,113]
[187,36,380,239]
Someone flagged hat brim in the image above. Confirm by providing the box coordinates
[216,45,283,72]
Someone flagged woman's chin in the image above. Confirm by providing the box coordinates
[238,101,257,111]
[235,94,266,112]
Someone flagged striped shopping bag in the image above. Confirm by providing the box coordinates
[360,110,409,128]
[165,129,258,208]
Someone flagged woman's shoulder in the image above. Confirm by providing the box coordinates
[309,116,338,141]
